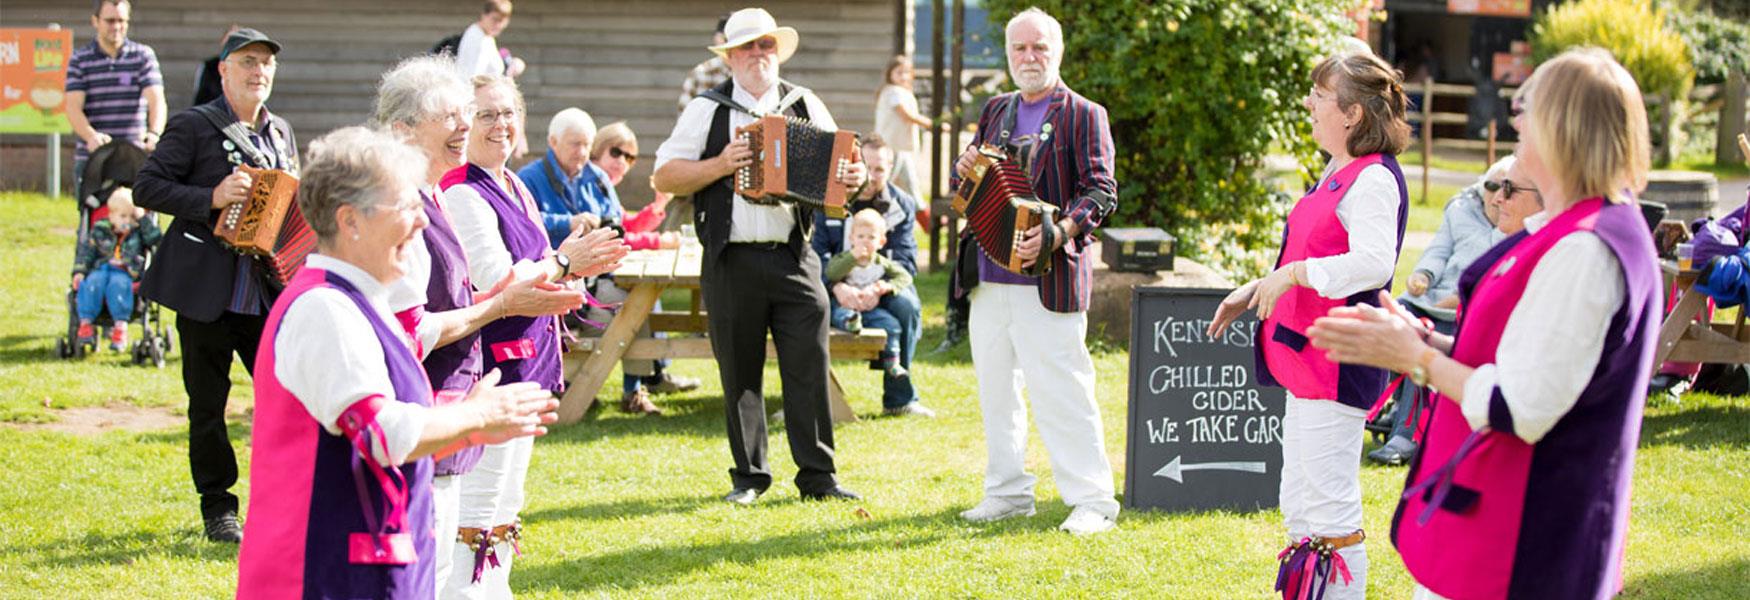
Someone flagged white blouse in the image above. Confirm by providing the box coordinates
[1458,211,1625,443]
[1303,163,1404,299]
[442,170,551,290]
[274,254,426,467]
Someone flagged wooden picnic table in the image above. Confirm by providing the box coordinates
[557,246,887,424]
[1652,260,1750,371]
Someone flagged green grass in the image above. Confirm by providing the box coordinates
[2,192,1746,598]
[1670,154,1750,179]
[1397,150,1489,175]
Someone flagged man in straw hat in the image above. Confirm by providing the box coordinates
[654,7,867,506]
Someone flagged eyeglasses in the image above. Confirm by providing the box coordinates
[1484,178,1543,205]
[474,108,518,125]
[736,37,779,53]
[608,146,639,164]
[228,56,277,70]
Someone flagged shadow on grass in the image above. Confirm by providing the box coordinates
[0,333,69,366]
[519,493,717,524]
[1621,557,1750,598]
[514,506,966,593]
[22,527,240,569]
[1639,404,1750,449]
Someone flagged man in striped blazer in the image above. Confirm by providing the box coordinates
[951,8,1120,535]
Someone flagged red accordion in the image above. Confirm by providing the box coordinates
[734,114,861,218]
[952,145,1060,276]
[212,165,316,284]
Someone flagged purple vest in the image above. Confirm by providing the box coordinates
[1392,199,1659,599]
[238,268,435,600]
[420,188,487,476]
[445,164,563,391]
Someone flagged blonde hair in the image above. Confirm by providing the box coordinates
[470,73,524,114]
[106,187,136,214]
[591,121,636,161]
[850,208,887,237]
[1519,48,1650,205]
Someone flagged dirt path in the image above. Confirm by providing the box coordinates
[5,402,249,436]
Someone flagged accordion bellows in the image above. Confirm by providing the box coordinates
[952,145,1059,276]
[735,114,860,218]
[212,166,315,284]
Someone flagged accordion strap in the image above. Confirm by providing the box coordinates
[699,80,813,120]
[192,104,275,169]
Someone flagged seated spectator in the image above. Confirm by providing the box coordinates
[519,108,609,246]
[813,136,931,417]
[1369,155,1514,465]
[828,208,913,379]
[577,121,696,414]
[72,188,161,351]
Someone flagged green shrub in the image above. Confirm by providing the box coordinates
[1530,0,1695,102]
[979,0,1360,280]
[1666,6,1750,85]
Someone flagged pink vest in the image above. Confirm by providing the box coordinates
[1395,198,1641,599]
[1258,154,1404,407]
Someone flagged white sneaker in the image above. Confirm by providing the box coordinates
[959,497,1036,522]
[882,402,936,418]
[1058,506,1116,535]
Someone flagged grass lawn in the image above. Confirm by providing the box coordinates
[2,192,1745,598]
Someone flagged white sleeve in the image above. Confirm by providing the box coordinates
[275,290,426,466]
[1304,164,1402,299]
[455,25,500,76]
[443,184,514,289]
[1458,233,1624,443]
[385,238,431,314]
[654,98,715,171]
[805,93,839,131]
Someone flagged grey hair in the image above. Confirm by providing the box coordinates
[1005,7,1063,46]
[1480,154,1517,187]
[547,107,597,141]
[298,126,428,241]
[373,55,473,129]
[470,72,525,113]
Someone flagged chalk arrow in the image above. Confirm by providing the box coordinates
[1152,456,1268,483]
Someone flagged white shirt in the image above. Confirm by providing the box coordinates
[1459,211,1625,443]
[656,81,838,243]
[443,170,550,291]
[275,254,428,467]
[1303,163,1403,299]
[454,23,504,77]
[874,85,920,152]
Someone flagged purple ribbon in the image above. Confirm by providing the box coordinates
[1402,428,1492,525]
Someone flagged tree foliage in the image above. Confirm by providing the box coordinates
[1530,0,1695,101]
[979,0,1361,279]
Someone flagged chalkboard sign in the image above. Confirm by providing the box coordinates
[1123,287,1286,512]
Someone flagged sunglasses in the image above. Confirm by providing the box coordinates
[736,37,779,52]
[1484,178,1542,205]
[608,146,639,164]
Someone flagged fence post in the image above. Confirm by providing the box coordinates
[1487,120,1497,166]
[1719,70,1746,167]
[1421,76,1432,205]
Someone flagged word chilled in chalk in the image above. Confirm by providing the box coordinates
[1148,364,1251,392]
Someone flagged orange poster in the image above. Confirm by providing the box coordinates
[0,28,75,134]
[1447,0,1532,17]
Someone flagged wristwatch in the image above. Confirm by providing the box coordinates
[1409,347,1438,387]
[553,253,572,278]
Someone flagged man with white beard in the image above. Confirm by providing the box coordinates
[654,7,868,506]
[950,8,1120,534]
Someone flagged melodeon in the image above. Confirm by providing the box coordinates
[212,165,316,285]
[734,114,861,218]
[952,145,1060,277]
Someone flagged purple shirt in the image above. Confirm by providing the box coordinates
[65,39,162,160]
[978,94,1053,285]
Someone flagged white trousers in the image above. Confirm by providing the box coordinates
[969,283,1118,517]
[439,435,533,599]
[431,475,461,591]
[1280,393,1368,600]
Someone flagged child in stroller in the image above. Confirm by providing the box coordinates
[72,190,160,351]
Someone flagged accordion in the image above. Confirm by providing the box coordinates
[734,114,861,218]
[952,145,1060,277]
[212,165,316,285]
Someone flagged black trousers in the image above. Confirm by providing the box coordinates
[176,311,265,519]
[702,243,838,493]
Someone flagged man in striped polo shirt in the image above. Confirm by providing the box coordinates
[64,0,165,193]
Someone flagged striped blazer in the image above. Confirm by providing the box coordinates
[952,84,1117,313]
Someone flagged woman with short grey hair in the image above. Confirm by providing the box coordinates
[236,126,559,599]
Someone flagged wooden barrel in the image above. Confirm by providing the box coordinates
[1641,170,1719,223]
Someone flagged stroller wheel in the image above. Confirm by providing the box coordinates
[150,340,166,368]
[57,338,72,359]
[132,340,148,365]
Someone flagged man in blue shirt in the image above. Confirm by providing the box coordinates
[517,107,617,247]
[813,136,930,417]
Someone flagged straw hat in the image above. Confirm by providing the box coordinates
[708,8,798,64]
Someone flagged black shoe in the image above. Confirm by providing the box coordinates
[800,486,862,501]
[1366,436,1418,466]
[204,512,243,543]
[723,487,763,506]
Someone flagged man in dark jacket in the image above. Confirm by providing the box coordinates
[132,28,295,544]
[813,136,930,417]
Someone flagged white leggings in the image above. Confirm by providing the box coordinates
[1279,393,1368,600]
[438,435,533,600]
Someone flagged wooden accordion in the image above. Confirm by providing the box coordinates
[212,165,316,285]
[952,145,1060,277]
[734,114,861,218]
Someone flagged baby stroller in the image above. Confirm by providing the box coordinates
[55,141,173,367]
